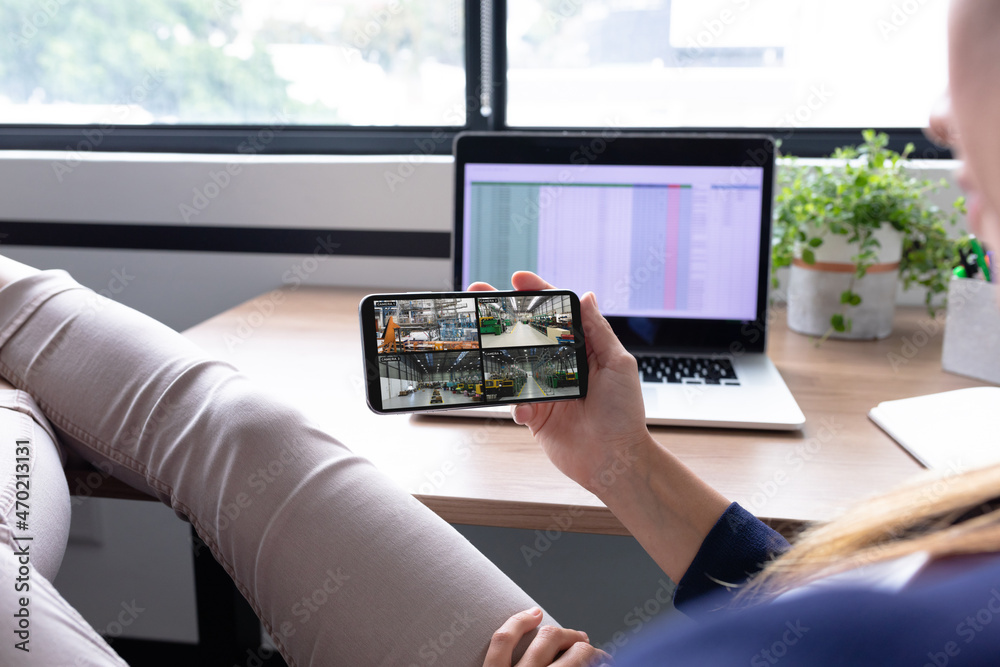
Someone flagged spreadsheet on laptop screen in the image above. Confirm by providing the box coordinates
[461,163,764,321]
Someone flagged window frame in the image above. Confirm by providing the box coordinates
[0,0,950,159]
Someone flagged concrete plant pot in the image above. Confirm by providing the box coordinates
[787,225,903,340]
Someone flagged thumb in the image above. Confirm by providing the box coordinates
[512,402,536,425]
[579,292,624,368]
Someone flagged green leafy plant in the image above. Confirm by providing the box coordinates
[772,130,968,336]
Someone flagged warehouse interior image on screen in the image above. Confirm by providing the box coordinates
[481,346,580,404]
[371,295,582,410]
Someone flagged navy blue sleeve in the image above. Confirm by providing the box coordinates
[672,502,790,613]
[622,558,1000,667]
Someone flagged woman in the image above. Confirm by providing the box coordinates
[490,0,1000,664]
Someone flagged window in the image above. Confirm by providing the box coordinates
[1,0,464,126]
[0,0,949,156]
[506,0,948,131]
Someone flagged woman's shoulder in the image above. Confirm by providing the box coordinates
[622,552,1000,666]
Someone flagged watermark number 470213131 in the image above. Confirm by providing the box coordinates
[12,438,32,653]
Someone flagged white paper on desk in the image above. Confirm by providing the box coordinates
[868,387,1000,470]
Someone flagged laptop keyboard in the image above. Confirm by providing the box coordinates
[636,355,740,386]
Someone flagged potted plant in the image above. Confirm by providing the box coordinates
[772,130,967,341]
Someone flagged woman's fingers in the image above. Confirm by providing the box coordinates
[511,402,535,425]
[470,271,555,291]
[511,401,556,438]
[511,271,555,291]
[578,291,630,370]
[550,640,615,666]
[516,624,592,666]
[469,272,554,291]
[483,608,544,667]
[482,609,606,667]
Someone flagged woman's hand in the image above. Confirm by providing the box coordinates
[470,273,731,582]
[469,272,654,495]
[483,608,612,667]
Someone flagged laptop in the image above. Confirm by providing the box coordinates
[446,132,805,430]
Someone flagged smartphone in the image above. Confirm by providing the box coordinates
[359,290,588,414]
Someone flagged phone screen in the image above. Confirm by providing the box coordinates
[359,291,587,413]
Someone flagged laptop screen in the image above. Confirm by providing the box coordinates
[460,162,763,321]
[453,133,774,354]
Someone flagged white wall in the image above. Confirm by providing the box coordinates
[0,151,457,330]
[0,151,453,231]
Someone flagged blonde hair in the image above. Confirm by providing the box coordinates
[738,463,1000,603]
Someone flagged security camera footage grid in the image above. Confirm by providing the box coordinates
[372,295,583,410]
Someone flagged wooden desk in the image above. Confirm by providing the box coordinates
[72,287,986,537]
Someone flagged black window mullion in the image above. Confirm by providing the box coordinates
[464,0,489,133]
[490,0,507,131]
